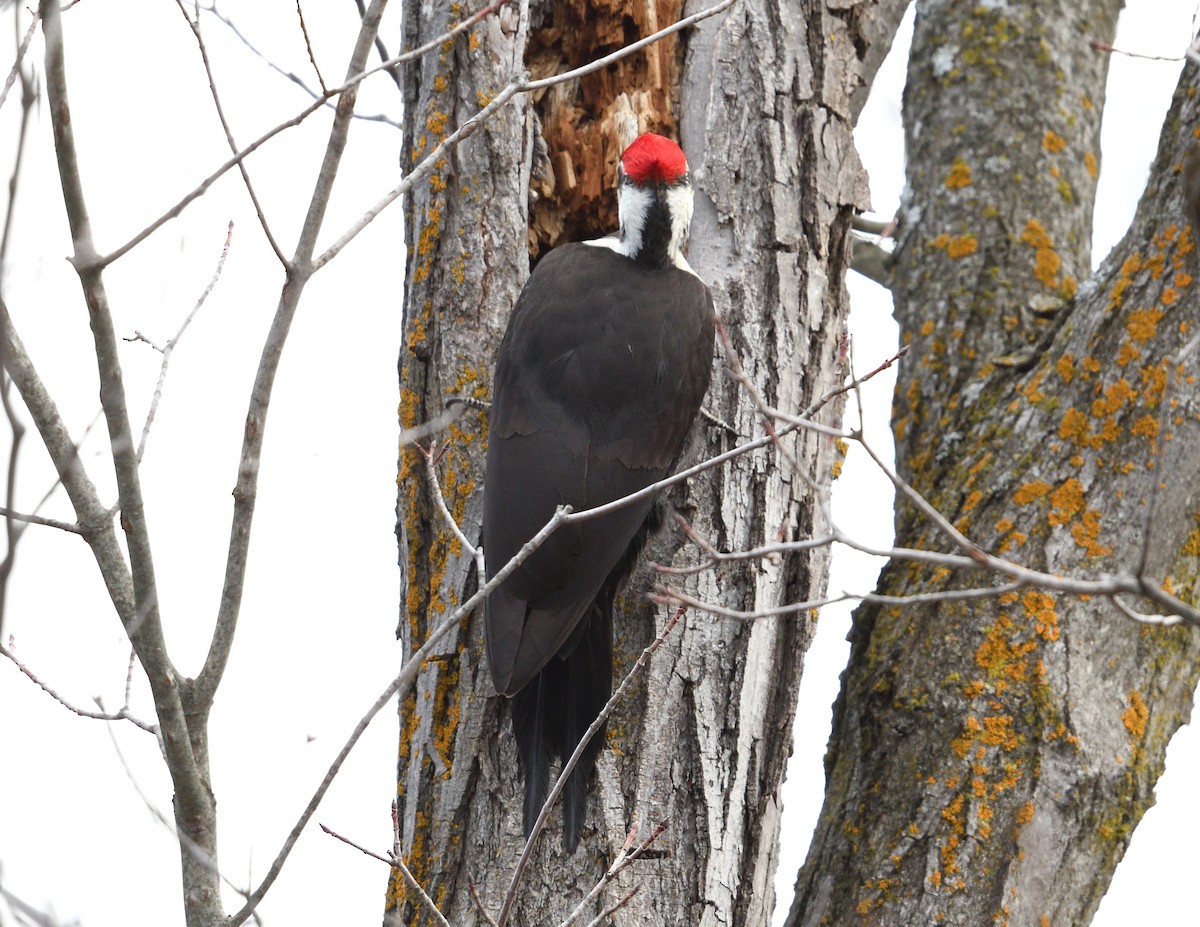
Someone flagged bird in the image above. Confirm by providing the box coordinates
[482,132,716,852]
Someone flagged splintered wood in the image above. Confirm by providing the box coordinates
[525,0,684,257]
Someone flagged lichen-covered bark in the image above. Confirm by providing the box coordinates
[787,3,1200,925]
[389,2,528,921]
[390,0,905,924]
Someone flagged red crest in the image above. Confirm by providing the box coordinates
[620,133,689,184]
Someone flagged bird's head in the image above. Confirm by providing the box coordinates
[616,133,694,268]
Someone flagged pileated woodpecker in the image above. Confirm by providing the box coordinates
[483,133,715,851]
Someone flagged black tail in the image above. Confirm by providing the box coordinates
[512,600,612,852]
[510,503,660,851]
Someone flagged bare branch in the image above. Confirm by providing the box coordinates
[0,6,40,633]
[94,93,329,269]
[0,506,81,534]
[100,712,259,907]
[558,415,840,529]
[655,587,850,621]
[0,882,71,927]
[0,642,157,733]
[228,503,572,926]
[849,234,893,288]
[0,296,135,613]
[386,848,452,927]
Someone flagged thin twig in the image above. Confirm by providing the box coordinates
[422,441,484,576]
[133,221,234,462]
[558,820,664,927]
[579,889,640,927]
[174,2,286,264]
[0,642,157,733]
[295,1,328,93]
[1090,38,1183,62]
[1111,596,1183,627]
[320,823,393,866]
[654,588,849,621]
[805,345,907,420]
[0,7,39,112]
[201,2,401,127]
[468,877,500,927]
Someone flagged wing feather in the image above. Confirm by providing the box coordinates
[483,243,714,694]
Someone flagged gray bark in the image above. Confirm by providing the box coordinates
[390,0,906,923]
[788,2,1200,925]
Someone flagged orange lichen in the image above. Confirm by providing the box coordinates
[946,159,973,189]
[1091,378,1133,418]
[1014,481,1052,505]
[1048,478,1085,526]
[1023,589,1060,641]
[1071,509,1111,558]
[948,235,978,258]
[1033,248,1062,288]
[1131,415,1159,440]
[1021,219,1053,249]
[1125,307,1164,343]
[1109,252,1142,310]
[1043,130,1066,153]
[1122,690,1148,741]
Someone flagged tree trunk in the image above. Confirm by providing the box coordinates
[788,2,1200,925]
[390,0,906,924]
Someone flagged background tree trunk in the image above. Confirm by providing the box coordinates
[788,2,1200,925]
[390,0,907,924]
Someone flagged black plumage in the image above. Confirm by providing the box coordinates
[483,242,714,850]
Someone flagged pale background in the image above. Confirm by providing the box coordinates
[0,2,1195,925]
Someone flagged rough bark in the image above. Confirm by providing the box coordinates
[390,0,906,924]
[788,2,1200,925]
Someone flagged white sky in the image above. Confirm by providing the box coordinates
[0,2,1196,926]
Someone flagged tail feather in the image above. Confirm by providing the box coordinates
[509,502,659,851]
[511,602,612,852]
[561,601,612,852]
[512,673,551,839]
